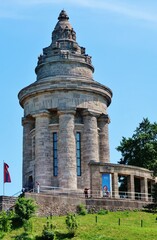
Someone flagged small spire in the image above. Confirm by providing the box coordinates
[58,10,69,21]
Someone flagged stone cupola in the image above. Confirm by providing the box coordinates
[35,9,94,82]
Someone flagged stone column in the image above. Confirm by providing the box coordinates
[98,114,110,163]
[58,110,77,189]
[112,172,119,198]
[34,111,51,187]
[141,177,148,201]
[128,174,135,200]
[22,117,35,188]
[82,110,99,188]
[148,180,153,201]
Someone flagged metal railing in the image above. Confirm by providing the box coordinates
[30,185,153,202]
[0,187,153,212]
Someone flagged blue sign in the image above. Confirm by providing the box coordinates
[102,174,111,197]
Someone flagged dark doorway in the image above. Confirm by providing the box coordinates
[28,175,33,191]
[135,177,141,200]
[118,175,128,198]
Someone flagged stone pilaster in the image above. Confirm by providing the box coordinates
[98,114,110,163]
[82,110,99,188]
[128,175,135,200]
[58,110,77,189]
[34,111,51,187]
[141,177,148,201]
[22,117,35,188]
[112,172,119,198]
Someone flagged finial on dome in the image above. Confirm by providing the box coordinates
[58,9,69,21]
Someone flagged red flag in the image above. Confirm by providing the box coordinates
[4,163,11,183]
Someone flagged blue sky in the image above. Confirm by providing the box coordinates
[0,0,157,196]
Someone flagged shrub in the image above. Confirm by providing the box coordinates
[41,229,55,240]
[65,213,78,236]
[143,203,157,213]
[143,182,157,213]
[23,219,33,233]
[0,231,5,239]
[77,204,87,215]
[98,209,109,215]
[152,183,157,203]
[88,207,96,214]
[15,232,34,240]
[0,211,12,232]
[15,219,34,240]
[41,216,56,240]
[15,197,37,223]
[123,211,129,217]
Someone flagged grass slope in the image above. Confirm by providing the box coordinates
[3,211,157,240]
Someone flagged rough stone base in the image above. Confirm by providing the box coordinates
[0,196,17,211]
[25,193,151,216]
[86,198,151,212]
[25,192,86,216]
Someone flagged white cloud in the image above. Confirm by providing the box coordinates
[71,0,157,24]
[0,0,157,24]
[0,0,63,6]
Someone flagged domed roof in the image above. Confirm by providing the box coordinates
[52,10,76,43]
[35,9,94,81]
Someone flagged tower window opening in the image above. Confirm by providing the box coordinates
[53,132,58,176]
[32,135,35,160]
[76,132,81,176]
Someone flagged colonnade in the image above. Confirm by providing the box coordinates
[22,108,110,190]
[111,172,150,201]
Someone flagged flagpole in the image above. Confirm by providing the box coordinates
[3,160,5,196]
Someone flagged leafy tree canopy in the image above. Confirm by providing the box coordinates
[116,118,157,175]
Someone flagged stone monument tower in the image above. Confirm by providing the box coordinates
[18,10,112,191]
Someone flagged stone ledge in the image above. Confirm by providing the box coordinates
[18,78,112,108]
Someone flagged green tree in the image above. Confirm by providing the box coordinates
[77,204,87,215]
[65,213,78,236]
[41,216,56,240]
[15,197,37,223]
[116,118,157,175]
[0,211,12,232]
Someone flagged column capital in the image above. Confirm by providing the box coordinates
[98,114,110,124]
[22,116,35,126]
[32,110,50,118]
[82,109,101,118]
[58,109,76,116]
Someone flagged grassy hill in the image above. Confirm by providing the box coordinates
[2,211,157,240]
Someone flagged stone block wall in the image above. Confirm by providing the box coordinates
[25,192,86,216]
[86,198,150,212]
[25,192,151,216]
[0,196,17,211]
